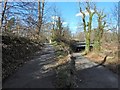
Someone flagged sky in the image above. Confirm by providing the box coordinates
[49,2,117,34]
[1,1,117,34]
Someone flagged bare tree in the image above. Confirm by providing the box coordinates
[93,9,106,52]
[78,2,96,54]
[113,3,118,22]
[1,0,7,27]
[37,0,45,35]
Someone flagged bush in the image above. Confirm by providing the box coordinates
[2,34,43,80]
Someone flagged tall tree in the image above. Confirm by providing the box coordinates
[79,2,96,54]
[37,0,45,35]
[57,17,63,37]
[1,0,7,26]
[93,9,106,52]
[1,0,7,31]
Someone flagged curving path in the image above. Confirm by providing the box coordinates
[74,53,118,88]
[3,43,56,88]
[3,44,119,88]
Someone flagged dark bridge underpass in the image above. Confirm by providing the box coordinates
[72,41,93,52]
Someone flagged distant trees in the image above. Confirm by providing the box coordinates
[62,26,72,40]
[51,16,62,41]
[75,31,85,42]
[7,17,15,31]
[1,1,49,42]
[55,16,63,41]
[111,3,118,43]
[1,1,73,44]
[1,2,36,33]
[51,16,71,42]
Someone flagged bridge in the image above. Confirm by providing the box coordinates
[71,41,93,52]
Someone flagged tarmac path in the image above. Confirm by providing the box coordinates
[3,44,119,88]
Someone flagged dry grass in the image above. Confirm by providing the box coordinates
[85,52,104,63]
[43,55,71,70]
[84,42,119,74]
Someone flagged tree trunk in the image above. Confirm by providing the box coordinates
[79,2,95,54]
[37,0,44,35]
[38,0,41,34]
[94,39,101,52]
[93,11,106,52]
[85,14,93,54]
[1,0,7,27]
[85,32,90,53]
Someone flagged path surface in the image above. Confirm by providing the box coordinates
[73,53,118,88]
[3,43,56,88]
[3,44,118,88]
